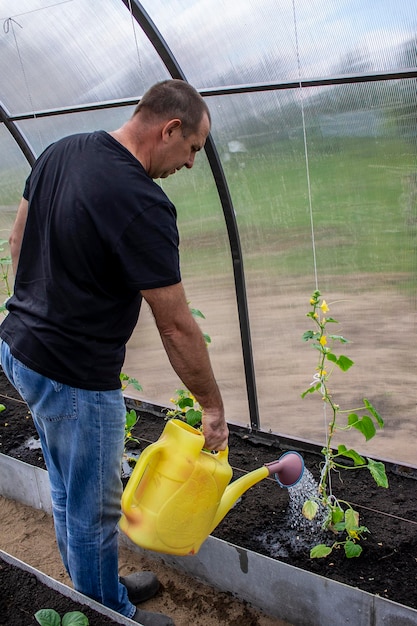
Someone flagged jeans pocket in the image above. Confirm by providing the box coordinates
[14,360,77,421]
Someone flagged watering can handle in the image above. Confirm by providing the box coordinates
[203,446,229,461]
[121,437,167,511]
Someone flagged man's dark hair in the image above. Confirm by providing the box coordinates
[133,79,211,135]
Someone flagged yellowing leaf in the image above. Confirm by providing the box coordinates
[302,500,319,520]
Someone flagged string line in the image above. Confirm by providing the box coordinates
[3,16,44,153]
[291,0,331,494]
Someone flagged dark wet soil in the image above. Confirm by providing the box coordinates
[1,371,417,613]
[0,556,121,626]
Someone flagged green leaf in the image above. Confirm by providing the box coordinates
[301,384,319,398]
[344,508,359,531]
[128,377,142,391]
[35,609,61,626]
[302,500,318,520]
[326,352,337,363]
[62,612,89,626]
[348,413,376,441]
[368,458,389,488]
[328,334,349,343]
[344,541,362,558]
[331,507,344,525]
[203,333,211,345]
[310,544,333,558]
[178,397,194,409]
[337,444,366,466]
[324,317,338,323]
[125,409,138,430]
[363,399,384,428]
[185,409,202,427]
[190,307,205,319]
[302,330,316,341]
[0,404,5,412]
[336,354,354,371]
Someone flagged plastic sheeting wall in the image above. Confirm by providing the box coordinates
[0,0,416,464]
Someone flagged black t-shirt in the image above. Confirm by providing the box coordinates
[0,131,181,390]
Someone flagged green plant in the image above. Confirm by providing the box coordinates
[120,373,142,448]
[0,241,12,314]
[166,306,210,428]
[301,289,388,559]
[167,388,203,427]
[35,608,89,626]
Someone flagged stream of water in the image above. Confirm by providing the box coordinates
[258,467,328,557]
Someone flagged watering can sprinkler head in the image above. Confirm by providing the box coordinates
[265,451,304,488]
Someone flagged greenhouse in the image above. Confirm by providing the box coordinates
[0,1,416,625]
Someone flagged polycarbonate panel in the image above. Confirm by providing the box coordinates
[208,80,416,464]
[0,125,31,206]
[16,105,138,157]
[0,126,31,309]
[141,0,417,87]
[124,154,249,424]
[0,0,169,115]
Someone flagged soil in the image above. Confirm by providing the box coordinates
[0,556,122,626]
[1,371,417,622]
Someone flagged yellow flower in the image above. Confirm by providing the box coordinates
[319,370,327,377]
[319,335,327,346]
[313,312,318,318]
[320,300,329,313]
[310,298,315,305]
[348,529,360,540]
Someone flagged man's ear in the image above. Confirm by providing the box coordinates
[162,118,182,141]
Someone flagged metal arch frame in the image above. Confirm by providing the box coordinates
[0,102,35,166]
[119,0,261,430]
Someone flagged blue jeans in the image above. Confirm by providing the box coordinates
[0,340,136,619]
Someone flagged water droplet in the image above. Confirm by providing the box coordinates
[257,468,328,556]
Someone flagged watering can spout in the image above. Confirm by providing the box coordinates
[210,451,304,533]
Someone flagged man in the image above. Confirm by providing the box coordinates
[0,79,229,625]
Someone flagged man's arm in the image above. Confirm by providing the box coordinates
[141,282,229,451]
[9,198,29,275]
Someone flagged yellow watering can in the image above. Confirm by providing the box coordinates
[120,418,304,556]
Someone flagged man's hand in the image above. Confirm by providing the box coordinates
[202,408,229,451]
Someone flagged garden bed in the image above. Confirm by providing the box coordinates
[1,370,417,623]
[0,550,136,626]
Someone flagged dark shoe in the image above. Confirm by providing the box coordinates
[132,607,175,625]
[120,571,159,604]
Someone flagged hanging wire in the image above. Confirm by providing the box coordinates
[291,0,332,495]
[291,0,318,293]
[126,0,145,94]
[3,16,44,154]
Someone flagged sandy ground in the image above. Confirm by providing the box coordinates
[124,278,416,466]
[0,496,288,626]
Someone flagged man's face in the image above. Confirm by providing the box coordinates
[155,113,210,179]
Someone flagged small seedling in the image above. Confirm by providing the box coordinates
[35,608,89,626]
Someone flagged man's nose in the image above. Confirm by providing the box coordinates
[185,153,195,169]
